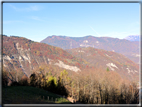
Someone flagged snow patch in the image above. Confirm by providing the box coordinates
[54,60,81,72]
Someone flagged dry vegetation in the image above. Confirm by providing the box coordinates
[2,65,139,104]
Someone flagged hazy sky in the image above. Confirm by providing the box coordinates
[3,2,140,42]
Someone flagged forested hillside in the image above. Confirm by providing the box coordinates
[2,35,140,104]
[67,47,139,82]
[3,35,86,83]
[3,65,139,104]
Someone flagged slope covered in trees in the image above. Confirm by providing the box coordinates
[2,35,140,104]
[67,47,139,82]
[2,66,139,104]
[3,35,86,83]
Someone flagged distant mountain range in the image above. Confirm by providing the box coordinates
[40,35,140,64]
[2,35,139,83]
[124,35,140,41]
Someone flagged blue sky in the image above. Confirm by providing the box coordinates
[3,3,140,42]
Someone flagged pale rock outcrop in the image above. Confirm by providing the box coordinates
[106,63,118,71]
[54,60,81,72]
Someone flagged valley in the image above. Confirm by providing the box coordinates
[2,35,140,104]
[2,2,140,105]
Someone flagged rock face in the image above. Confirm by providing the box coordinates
[3,35,82,81]
[54,60,81,72]
[40,35,140,64]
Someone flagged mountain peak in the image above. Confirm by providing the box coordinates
[40,35,139,64]
[124,35,140,41]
